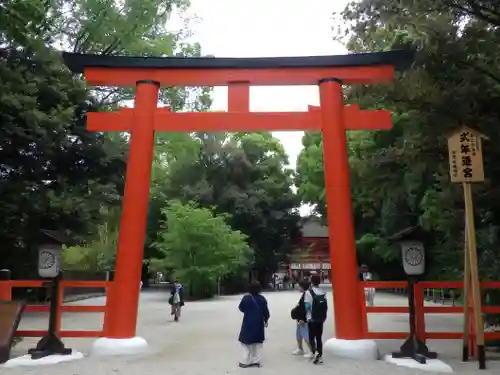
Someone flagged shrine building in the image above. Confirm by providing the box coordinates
[288,218,331,281]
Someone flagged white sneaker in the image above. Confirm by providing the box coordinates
[292,348,304,355]
[304,352,313,359]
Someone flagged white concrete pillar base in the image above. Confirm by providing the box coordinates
[384,355,453,373]
[323,338,379,360]
[89,337,148,357]
[1,352,84,368]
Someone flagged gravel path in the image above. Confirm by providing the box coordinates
[4,287,500,374]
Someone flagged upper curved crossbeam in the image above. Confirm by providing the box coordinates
[62,49,414,73]
[61,49,415,87]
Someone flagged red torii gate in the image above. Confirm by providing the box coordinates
[63,50,413,357]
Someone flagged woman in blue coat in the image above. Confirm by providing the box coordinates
[238,281,270,368]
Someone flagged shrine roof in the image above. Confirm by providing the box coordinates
[62,49,414,74]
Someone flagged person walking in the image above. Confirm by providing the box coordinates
[168,279,184,322]
[283,274,289,290]
[360,264,376,306]
[304,274,327,364]
[238,281,270,368]
[291,280,313,358]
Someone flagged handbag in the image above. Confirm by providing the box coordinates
[291,292,305,321]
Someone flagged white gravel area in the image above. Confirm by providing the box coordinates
[4,286,500,374]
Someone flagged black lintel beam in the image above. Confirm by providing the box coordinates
[62,49,415,74]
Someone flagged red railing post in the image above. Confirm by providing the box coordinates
[0,269,12,300]
[103,280,114,336]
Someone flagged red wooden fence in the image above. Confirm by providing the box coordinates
[360,281,500,344]
[0,280,110,338]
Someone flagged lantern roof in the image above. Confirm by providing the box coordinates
[388,226,426,242]
[38,229,69,245]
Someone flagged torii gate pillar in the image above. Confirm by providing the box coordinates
[91,81,159,356]
[318,78,379,358]
[319,78,364,339]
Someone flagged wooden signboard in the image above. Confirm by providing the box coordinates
[448,126,488,369]
[447,127,486,183]
[0,300,26,364]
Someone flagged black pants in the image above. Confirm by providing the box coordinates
[308,321,324,357]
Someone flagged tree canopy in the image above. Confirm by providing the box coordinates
[0,0,211,276]
[147,131,302,288]
[152,201,252,298]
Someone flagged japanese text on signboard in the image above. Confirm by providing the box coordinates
[447,128,484,183]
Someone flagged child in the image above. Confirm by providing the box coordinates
[291,280,313,358]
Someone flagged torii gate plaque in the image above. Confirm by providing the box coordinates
[63,50,413,358]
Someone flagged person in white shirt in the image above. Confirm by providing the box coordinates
[360,264,375,306]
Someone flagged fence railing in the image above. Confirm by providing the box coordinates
[360,281,500,341]
[387,285,460,306]
[0,280,110,338]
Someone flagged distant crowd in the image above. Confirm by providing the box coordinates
[269,272,330,291]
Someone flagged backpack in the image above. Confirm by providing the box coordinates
[309,289,328,322]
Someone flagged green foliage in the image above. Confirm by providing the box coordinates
[153,201,252,298]
[0,0,212,276]
[62,208,120,271]
[48,0,211,109]
[0,0,53,46]
[62,243,114,272]
[146,131,302,282]
[295,132,325,218]
[0,45,125,276]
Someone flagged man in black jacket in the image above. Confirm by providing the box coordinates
[291,280,313,358]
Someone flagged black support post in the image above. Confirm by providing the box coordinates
[28,272,72,359]
[392,276,438,364]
